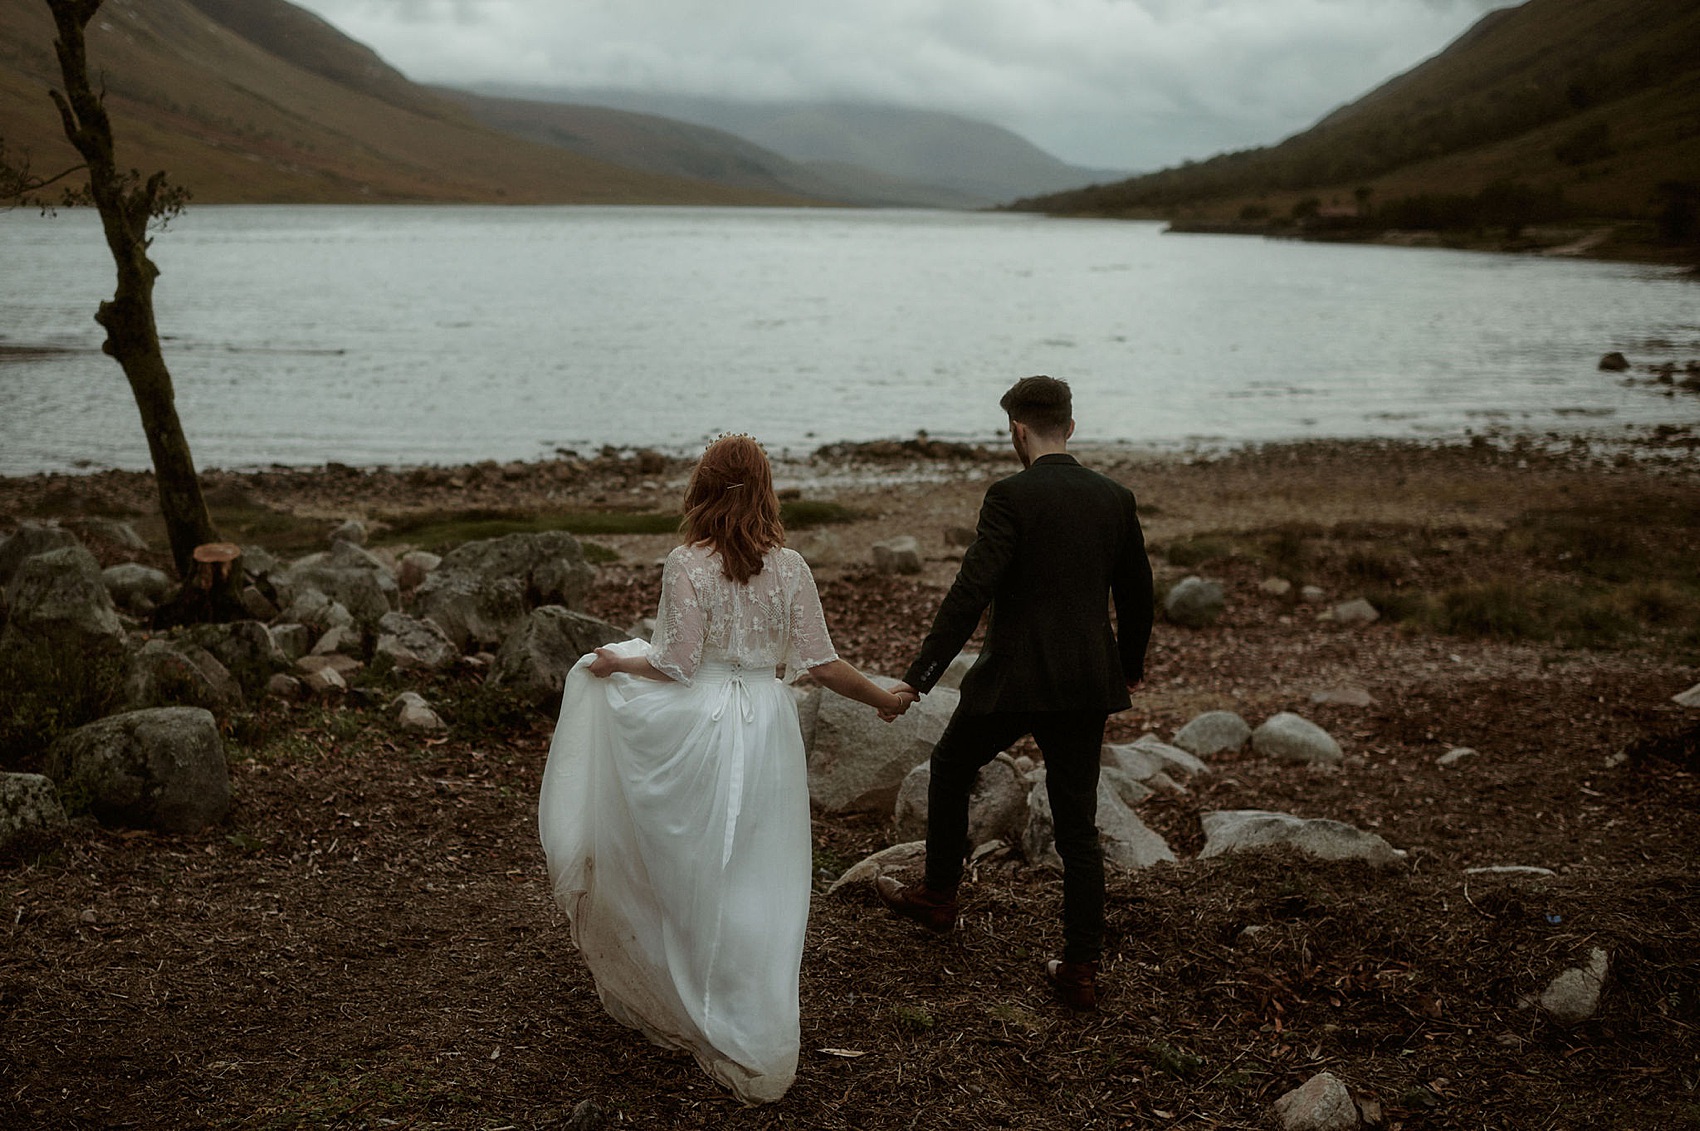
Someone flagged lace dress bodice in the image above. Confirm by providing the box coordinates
[646,543,838,684]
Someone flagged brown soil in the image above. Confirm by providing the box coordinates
[2,438,1698,1130]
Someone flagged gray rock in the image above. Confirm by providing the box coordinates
[296,654,361,678]
[1331,597,1380,626]
[870,535,923,575]
[329,519,367,546]
[1259,577,1293,596]
[1200,809,1403,866]
[825,841,927,896]
[1673,682,1700,709]
[280,589,354,634]
[489,606,630,708]
[1300,584,1326,603]
[239,585,279,621]
[893,753,1027,846]
[44,707,229,832]
[1274,1071,1360,1131]
[0,773,67,846]
[240,544,284,590]
[808,680,958,814]
[1253,712,1343,765]
[1436,746,1478,767]
[66,517,147,551]
[302,666,348,695]
[1099,742,1183,795]
[284,543,398,627]
[2,545,125,646]
[268,623,312,661]
[1310,686,1376,708]
[397,550,441,590]
[102,562,174,615]
[311,624,362,656]
[1598,351,1630,372]
[1122,733,1211,778]
[1172,710,1251,757]
[1536,948,1610,1024]
[0,522,79,596]
[1164,575,1225,627]
[265,673,304,700]
[391,691,446,731]
[124,638,245,713]
[1024,768,1175,871]
[792,530,840,568]
[182,621,287,697]
[937,651,979,691]
[415,531,596,650]
[374,611,460,672]
[1100,765,1156,808]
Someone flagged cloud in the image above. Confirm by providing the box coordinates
[291,0,1503,168]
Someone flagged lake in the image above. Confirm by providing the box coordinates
[1,205,1696,475]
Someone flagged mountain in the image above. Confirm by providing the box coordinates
[1011,0,1700,243]
[0,0,802,205]
[466,86,1127,207]
[429,88,986,209]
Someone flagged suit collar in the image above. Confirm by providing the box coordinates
[1031,453,1079,468]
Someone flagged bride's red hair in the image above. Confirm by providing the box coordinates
[681,434,785,584]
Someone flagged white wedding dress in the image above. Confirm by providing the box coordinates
[538,543,838,1103]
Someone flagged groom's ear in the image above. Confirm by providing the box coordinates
[1066,419,1076,441]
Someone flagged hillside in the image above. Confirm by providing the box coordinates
[0,0,804,205]
[469,86,1126,207]
[1012,0,1700,251]
[429,88,985,210]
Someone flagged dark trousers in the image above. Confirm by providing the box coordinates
[923,708,1109,964]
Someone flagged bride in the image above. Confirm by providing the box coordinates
[538,433,913,1104]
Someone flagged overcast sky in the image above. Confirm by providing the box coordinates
[289,0,1506,170]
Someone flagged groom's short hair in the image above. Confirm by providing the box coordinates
[1000,375,1072,436]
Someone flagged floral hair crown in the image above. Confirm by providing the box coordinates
[705,431,766,454]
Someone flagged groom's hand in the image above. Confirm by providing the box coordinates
[878,683,920,723]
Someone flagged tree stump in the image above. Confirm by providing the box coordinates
[154,542,248,627]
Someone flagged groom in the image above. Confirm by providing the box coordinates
[876,375,1153,1011]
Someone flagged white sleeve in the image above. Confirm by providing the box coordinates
[647,549,707,684]
[783,555,838,683]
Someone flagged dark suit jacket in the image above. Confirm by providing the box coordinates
[903,453,1154,715]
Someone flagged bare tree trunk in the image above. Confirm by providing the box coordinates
[45,0,221,583]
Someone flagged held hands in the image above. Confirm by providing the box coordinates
[878,682,920,723]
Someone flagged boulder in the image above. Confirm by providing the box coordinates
[265,673,304,700]
[391,691,446,731]
[1310,686,1376,708]
[1107,733,1210,783]
[1253,712,1343,765]
[283,542,397,627]
[1331,598,1380,627]
[1259,577,1293,596]
[892,753,1027,846]
[0,522,79,596]
[489,606,630,707]
[66,517,147,552]
[124,638,245,713]
[302,666,348,695]
[1024,768,1175,871]
[1100,765,1156,809]
[1300,584,1326,603]
[310,624,362,656]
[279,590,354,634]
[102,563,173,615]
[296,654,361,678]
[2,545,125,647]
[181,620,287,697]
[792,530,841,568]
[397,550,442,590]
[1598,351,1630,372]
[825,841,927,896]
[1172,710,1251,757]
[415,531,596,650]
[268,623,312,661]
[44,707,229,832]
[871,536,924,575]
[329,518,367,546]
[1534,948,1610,1024]
[0,773,67,846]
[1199,809,1403,866]
[1274,1071,1360,1131]
[937,651,979,691]
[374,611,460,672]
[807,680,958,814]
[1164,576,1225,627]
[1673,682,1700,709]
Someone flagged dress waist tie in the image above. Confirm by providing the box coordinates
[703,664,765,867]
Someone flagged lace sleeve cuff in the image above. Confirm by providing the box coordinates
[645,649,692,686]
[782,652,839,685]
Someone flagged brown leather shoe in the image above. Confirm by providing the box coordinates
[873,875,958,933]
[1045,959,1100,1012]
